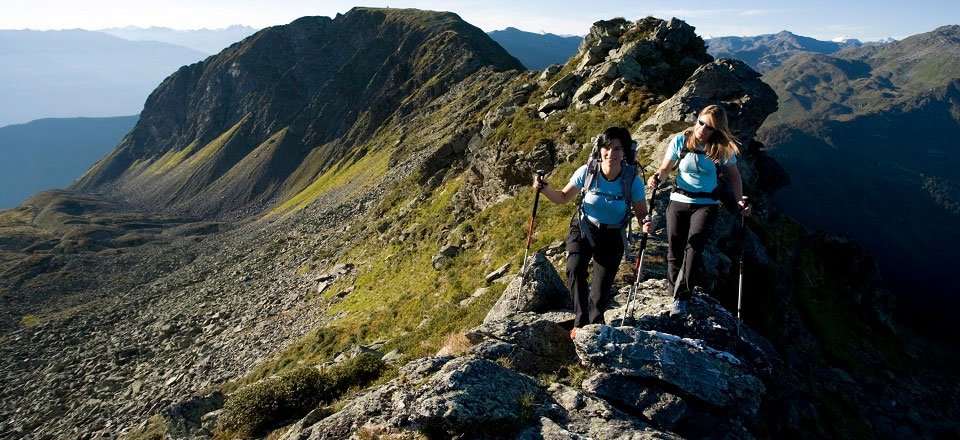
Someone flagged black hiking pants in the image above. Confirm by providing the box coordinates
[566,217,624,328]
[666,201,719,300]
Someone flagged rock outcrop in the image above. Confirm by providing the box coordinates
[277,268,778,439]
[3,10,957,440]
[537,17,713,116]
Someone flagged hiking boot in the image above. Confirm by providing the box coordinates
[669,300,688,317]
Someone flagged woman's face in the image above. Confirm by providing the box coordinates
[694,113,717,143]
[600,139,624,164]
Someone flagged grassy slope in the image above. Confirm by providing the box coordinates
[244,68,657,382]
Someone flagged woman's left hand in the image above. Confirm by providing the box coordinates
[738,199,752,217]
[642,215,656,233]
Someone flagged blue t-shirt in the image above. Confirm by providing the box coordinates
[666,134,737,204]
[570,164,645,225]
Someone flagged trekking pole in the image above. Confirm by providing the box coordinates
[517,169,546,311]
[736,196,749,337]
[620,175,660,326]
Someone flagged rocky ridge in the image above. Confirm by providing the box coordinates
[70,7,523,219]
[537,17,713,117]
[1,12,958,440]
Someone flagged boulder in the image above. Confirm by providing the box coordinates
[634,58,778,168]
[573,325,766,420]
[483,252,570,324]
[466,312,576,374]
[158,391,225,439]
[545,382,676,439]
[285,356,551,439]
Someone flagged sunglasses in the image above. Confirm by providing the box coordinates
[697,119,716,131]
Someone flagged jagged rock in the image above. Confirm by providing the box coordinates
[459,287,488,307]
[431,245,462,269]
[538,96,569,114]
[518,416,591,439]
[582,372,688,429]
[634,58,778,167]
[545,382,676,439]
[483,252,570,324]
[283,356,550,439]
[546,73,580,99]
[539,64,562,81]
[484,263,510,283]
[453,140,556,213]
[158,391,225,439]
[573,324,765,420]
[540,17,713,116]
[465,312,576,374]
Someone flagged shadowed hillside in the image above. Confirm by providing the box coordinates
[759,26,960,332]
[488,27,582,70]
[1,10,957,440]
[707,31,863,73]
[71,7,523,219]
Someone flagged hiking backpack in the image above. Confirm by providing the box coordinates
[575,136,639,246]
[673,148,738,212]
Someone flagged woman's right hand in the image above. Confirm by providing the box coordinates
[533,174,545,190]
[646,173,661,189]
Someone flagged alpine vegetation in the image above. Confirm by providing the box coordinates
[0,8,956,440]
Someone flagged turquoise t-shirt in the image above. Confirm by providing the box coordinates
[570,164,645,226]
[666,134,737,204]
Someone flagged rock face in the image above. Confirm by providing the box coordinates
[281,355,550,439]
[279,271,778,439]
[634,58,778,167]
[537,17,713,116]
[71,7,523,218]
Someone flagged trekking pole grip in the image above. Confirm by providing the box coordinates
[532,169,545,211]
[526,170,546,248]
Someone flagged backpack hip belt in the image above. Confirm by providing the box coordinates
[672,185,719,200]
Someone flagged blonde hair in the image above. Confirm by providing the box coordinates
[683,104,740,163]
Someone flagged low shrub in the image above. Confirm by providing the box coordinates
[217,367,327,437]
[217,353,387,437]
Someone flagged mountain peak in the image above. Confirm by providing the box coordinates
[71,7,522,218]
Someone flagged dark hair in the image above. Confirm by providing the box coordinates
[594,126,635,164]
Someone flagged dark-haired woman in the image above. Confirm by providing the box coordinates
[534,127,652,337]
[647,105,751,317]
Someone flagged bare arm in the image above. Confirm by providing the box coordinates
[631,200,648,219]
[723,164,751,216]
[533,177,579,204]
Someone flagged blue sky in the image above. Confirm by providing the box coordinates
[2,0,957,41]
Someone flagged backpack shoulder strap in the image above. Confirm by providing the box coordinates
[621,163,636,203]
[581,158,599,197]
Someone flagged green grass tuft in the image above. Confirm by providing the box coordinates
[217,353,386,438]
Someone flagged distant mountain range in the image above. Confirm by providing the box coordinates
[487,27,581,70]
[0,29,207,127]
[2,10,956,439]
[99,25,258,54]
[0,116,137,209]
[756,25,960,327]
[706,30,868,73]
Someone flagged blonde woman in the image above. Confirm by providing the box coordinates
[647,105,751,317]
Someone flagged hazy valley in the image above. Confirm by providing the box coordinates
[0,8,957,439]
